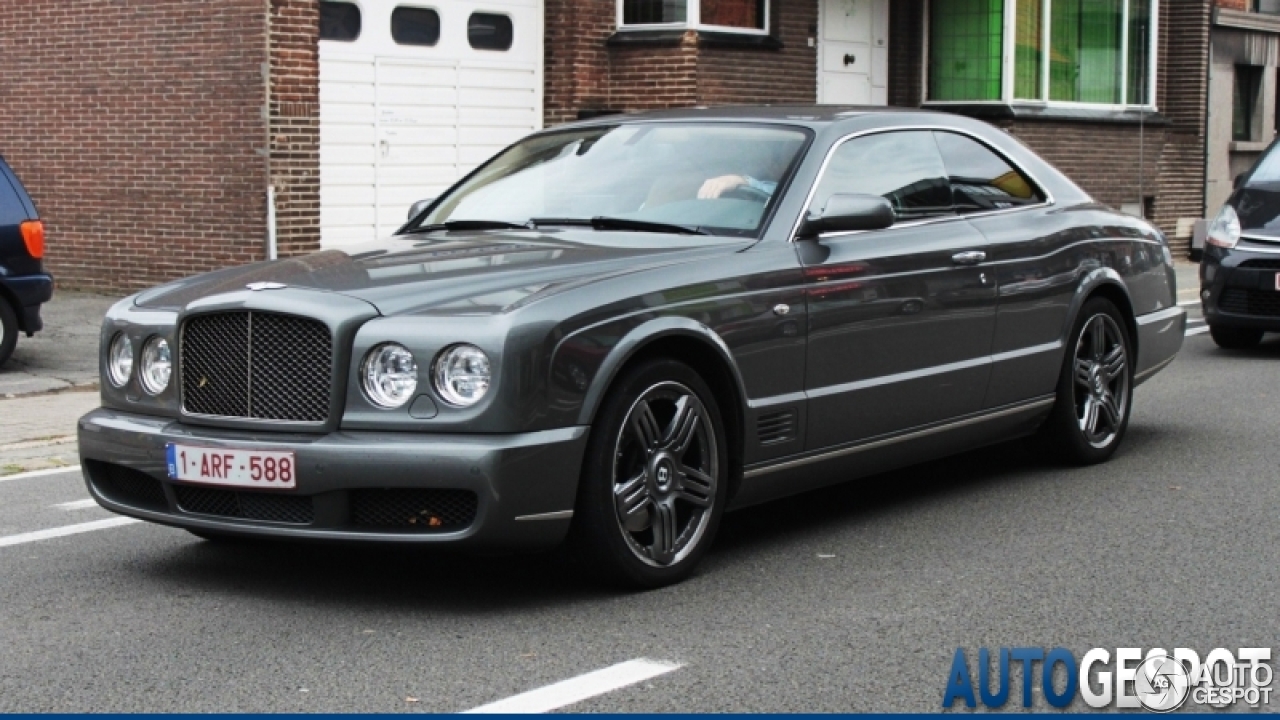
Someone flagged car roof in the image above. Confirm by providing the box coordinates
[561,105,939,129]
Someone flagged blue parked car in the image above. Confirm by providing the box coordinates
[0,154,52,366]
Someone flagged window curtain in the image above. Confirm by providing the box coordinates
[701,0,764,28]
[1014,0,1043,99]
[929,0,1004,101]
[1050,0,1124,103]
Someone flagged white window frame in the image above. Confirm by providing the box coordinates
[615,0,771,36]
[923,0,1158,111]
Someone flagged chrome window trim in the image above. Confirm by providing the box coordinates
[788,125,1057,243]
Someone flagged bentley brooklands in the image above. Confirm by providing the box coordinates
[78,108,1184,588]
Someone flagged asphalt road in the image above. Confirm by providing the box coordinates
[1,306,1277,713]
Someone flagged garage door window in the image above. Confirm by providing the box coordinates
[320,1,362,42]
[392,7,441,46]
[468,13,513,51]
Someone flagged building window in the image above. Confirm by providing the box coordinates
[1234,65,1264,142]
[619,0,768,33]
[468,13,513,51]
[928,0,1157,107]
[1255,0,1280,14]
[320,1,362,42]
[392,7,441,46]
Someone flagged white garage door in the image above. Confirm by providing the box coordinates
[319,0,543,247]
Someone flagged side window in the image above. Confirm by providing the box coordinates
[811,131,952,222]
[320,1,362,42]
[933,131,1044,214]
[0,176,26,226]
[392,6,440,46]
[468,13,513,51]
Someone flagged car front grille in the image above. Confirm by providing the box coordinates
[180,311,332,422]
[86,461,168,511]
[1239,259,1280,270]
[1219,288,1280,317]
[350,489,478,531]
[174,485,315,524]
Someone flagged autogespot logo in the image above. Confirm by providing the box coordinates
[942,647,1274,711]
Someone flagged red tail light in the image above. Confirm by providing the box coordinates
[19,220,44,259]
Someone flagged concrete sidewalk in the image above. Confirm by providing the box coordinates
[0,290,119,475]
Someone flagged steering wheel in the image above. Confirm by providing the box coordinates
[721,183,773,203]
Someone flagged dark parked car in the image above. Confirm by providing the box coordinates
[0,154,52,365]
[1201,140,1280,348]
[78,108,1184,587]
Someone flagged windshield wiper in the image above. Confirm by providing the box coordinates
[530,217,709,236]
[403,219,531,234]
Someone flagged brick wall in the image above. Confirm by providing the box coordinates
[268,0,321,258]
[0,1,271,292]
[1216,0,1248,10]
[544,0,817,125]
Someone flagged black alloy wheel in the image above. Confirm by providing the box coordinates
[1036,298,1134,465]
[570,358,728,588]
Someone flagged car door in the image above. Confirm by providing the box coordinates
[799,130,998,450]
[928,130,1065,408]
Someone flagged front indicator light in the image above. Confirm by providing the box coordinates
[433,344,491,407]
[107,333,134,388]
[139,337,172,394]
[362,343,418,409]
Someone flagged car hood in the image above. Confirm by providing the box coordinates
[133,230,752,316]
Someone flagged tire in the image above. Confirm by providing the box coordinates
[1035,298,1134,465]
[568,357,729,589]
[0,301,18,368]
[1209,325,1264,350]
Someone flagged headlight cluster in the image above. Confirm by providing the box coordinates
[107,334,171,394]
[359,343,491,409]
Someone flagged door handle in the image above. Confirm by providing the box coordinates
[952,250,986,265]
[843,53,856,66]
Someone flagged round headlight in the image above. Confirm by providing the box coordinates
[139,337,171,394]
[361,343,418,409]
[107,333,134,388]
[433,344,491,407]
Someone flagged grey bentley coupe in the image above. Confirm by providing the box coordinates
[78,107,1184,587]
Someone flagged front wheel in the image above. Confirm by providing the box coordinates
[1209,325,1264,350]
[1035,299,1134,465]
[568,358,728,589]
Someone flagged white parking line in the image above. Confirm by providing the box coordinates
[1177,299,1201,307]
[0,517,141,549]
[0,466,83,484]
[1186,325,1211,337]
[463,659,683,714]
[54,499,99,511]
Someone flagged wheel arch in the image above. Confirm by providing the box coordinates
[1066,269,1139,358]
[573,318,749,502]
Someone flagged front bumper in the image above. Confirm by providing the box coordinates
[77,408,589,550]
[1201,245,1280,331]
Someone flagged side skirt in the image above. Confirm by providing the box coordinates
[728,396,1055,510]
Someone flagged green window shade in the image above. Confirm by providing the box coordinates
[1014,0,1043,99]
[1126,0,1152,104]
[1050,0,1124,103]
[929,0,1004,101]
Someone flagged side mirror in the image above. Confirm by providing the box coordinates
[1233,173,1246,190]
[407,197,435,220]
[798,193,895,238]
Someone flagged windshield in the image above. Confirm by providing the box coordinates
[407,123,810,238]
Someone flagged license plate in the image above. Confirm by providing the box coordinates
[166,443,296,489]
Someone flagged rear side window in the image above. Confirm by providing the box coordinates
[933,131,1044,213]
[320,1,362,42]
[812,131,953,221]
[468,13,513,50]
[0,163,30,226]
[392,6,440,46]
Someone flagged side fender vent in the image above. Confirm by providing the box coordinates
[757,410,796,445]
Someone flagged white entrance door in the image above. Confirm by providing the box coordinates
[319,0,543,247]
[817,0,888,105]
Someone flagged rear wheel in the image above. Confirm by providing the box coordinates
[569,358,728,589]
[1036,299,1133,465]
[1209,325,1264,350]
[0,301,18,367]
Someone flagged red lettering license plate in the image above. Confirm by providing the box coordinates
[166,443,296,489]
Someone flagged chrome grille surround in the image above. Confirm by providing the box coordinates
[180,311,333,423]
